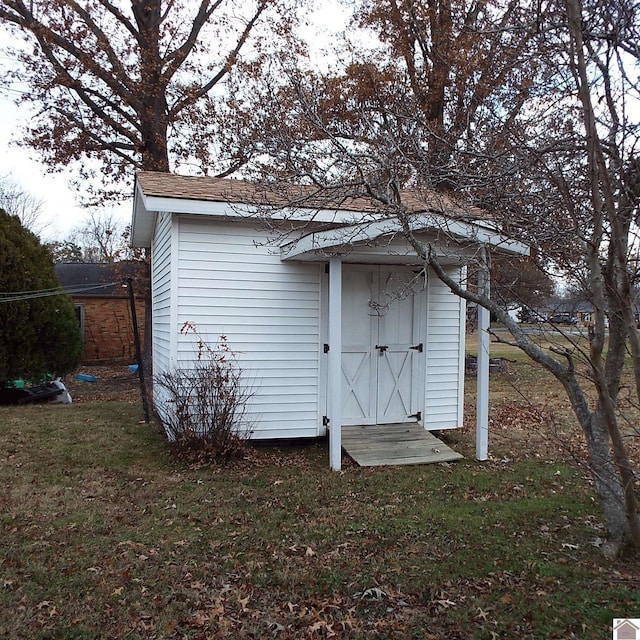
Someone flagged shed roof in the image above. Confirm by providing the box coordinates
[134,171,489,219]
[132,172,528,258]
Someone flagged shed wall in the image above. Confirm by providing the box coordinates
[151,211,174,422]
[424,268,466,429]
[175,217,322,439]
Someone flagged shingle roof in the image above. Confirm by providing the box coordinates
[55,262,142,297]
[135,171,488,220]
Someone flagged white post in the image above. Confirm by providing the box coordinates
[328,257,342,471]
[476,247,490,461]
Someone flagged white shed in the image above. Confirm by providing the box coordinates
[131,171,528,468]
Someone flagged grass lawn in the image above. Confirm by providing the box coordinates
[1,357,639,639]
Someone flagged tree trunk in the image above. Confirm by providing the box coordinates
[133,0,170,173]
[556,365,635,556]
[140,112,170,172]
[582,408,632,556]
[425,246,638,555]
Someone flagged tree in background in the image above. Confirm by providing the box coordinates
[47,240,84,264]
[0,174,50,237]
[235,0,640,555]
[0,0,293,199]
[69,210,128,263]
[0,209,82,381]
[489,256,555,310]
[48,210,135,263]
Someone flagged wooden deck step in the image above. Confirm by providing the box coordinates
[341,423,463,467]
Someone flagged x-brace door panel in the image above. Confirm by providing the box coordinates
[376,268,422,423]
[341,268,376,425]
[341,266,424,426]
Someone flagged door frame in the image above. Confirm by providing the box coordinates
[322,263,426,428]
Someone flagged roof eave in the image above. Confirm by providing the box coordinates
[280,214,529,261]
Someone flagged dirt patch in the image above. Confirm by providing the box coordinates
[62,365,141,403]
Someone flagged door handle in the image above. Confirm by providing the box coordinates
[375,345,388,354]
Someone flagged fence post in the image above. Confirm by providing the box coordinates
[127,277,150,423]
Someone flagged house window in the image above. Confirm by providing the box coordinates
[74,304,85,338]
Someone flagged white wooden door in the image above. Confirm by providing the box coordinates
[341,268,377,425]
[341,266,423,425]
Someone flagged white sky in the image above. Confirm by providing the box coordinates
[0,2,352,243]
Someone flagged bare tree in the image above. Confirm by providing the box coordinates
[0,0,298,374]
[0,173,49,236]
[237,0,640,555]
[70,209,127,263]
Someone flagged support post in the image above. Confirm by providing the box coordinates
[328,257,342,471]
[127,277,150,423]
[476,247,490,461]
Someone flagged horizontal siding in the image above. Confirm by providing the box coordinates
[175,218,321,439]
[151,212,173,424]
[424,269,463,430]
[151,211,172,377]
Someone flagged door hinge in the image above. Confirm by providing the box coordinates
[410,343,423,352]
[408,411,422,421]
[322,415,330,426]
[323,343,330,354]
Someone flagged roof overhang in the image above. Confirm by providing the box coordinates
[280,213,529,264]
[131,182,155,247]
[132,178,370,248]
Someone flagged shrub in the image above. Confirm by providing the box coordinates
[0,209,82,381]
[154,324,253,462]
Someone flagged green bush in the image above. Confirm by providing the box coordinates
[0,209,82,381]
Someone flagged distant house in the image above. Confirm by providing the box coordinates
[525,297,594,326]
[54,262,146,365]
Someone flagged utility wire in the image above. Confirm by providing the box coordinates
[0,281,124,303]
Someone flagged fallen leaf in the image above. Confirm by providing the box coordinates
[358,587,386,601]
[190,612,209,627]
[435,598,456,608]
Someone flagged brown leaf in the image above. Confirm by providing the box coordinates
[238,595,250,611]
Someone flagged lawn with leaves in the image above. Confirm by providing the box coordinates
[1,363,639,639]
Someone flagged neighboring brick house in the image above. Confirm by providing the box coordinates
[54,262,147,365]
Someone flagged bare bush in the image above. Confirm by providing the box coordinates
[154,324,253,462]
